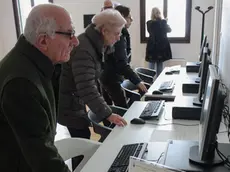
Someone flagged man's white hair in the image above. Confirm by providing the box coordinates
[92,9,126,31]
[24,4,66,44]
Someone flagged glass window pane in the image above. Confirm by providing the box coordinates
[34,0,50,6]
[145,0,164,37]
[18,0,32,32]
[167,0,186,37]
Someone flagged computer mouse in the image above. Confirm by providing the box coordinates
[130,118,146,124]
[165,71,173,75]
[152,90,163,95]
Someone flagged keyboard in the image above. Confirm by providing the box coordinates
[108,143,148,172]
[139,100,165,119]
[159,80,175,91]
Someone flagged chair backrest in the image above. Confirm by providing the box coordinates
[135,67,156,84]
[163,58,186,68]
[135,67,156,77]
[55,138,101,172]
[88,105,127,142]
[120,80,142,106]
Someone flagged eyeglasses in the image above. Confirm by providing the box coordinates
[55,30,75,39]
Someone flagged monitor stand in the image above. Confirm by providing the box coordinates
[189,145,223,166]
[193,97,202,107]
[163,140,230,172]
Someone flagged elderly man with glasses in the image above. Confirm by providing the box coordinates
[0,4,78,172]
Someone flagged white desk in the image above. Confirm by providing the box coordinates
[81,101,230,172]
[81,66,228,171]
[145,67,198,101]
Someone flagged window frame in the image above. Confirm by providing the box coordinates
[140,0,192,44]
[12,0,53,38]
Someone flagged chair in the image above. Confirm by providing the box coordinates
[163,58,186,68]
[135,67,156,84]
[120,80,150,107]
[88,105,127,142]
[55,138,101,172]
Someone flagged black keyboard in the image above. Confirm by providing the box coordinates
[139,101,165,120]
[108,143,148,172]
[159,80,174,91]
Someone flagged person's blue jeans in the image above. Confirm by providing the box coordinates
[148,62,163,77]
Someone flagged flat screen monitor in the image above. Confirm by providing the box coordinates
[193,48,211,106]
[163,65,229,171]
[198,42,210,77]
[190,65,226,165]
[198,35,207,62]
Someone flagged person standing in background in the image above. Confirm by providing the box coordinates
[100,5,147,108]
[101,0,113,11]
[145,7,172,76]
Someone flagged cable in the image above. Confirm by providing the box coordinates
[214,64,220,76]
[157,152,164,163]
[147,152,164,163]
[221,103,230,141]
[220,81,229,104]
[215,141,230,168]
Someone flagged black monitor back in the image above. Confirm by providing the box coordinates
[199,35,207,62]
[199,65,226,161]
[197,49,211,102]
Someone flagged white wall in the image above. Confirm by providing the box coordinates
[0,0,215,66]
[218,0,230,103]
[54,0,215,67]
[212,0,223,64]
[0,0,17,58]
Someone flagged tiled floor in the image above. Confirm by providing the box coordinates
[89,127,101,141]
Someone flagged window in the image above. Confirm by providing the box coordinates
[140,0,192,43]
[12,0,53,38]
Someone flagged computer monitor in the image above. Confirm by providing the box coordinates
[198,42,210,77]
[163,65,228,171]
[189,65,226,166]
[193,47,211,106]
[198,35,207,62]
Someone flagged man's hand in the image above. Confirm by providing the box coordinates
[107,114,127,126]
[137,82,148,92]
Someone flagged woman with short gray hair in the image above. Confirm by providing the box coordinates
[58,9,127,169]
[58,8,127,141]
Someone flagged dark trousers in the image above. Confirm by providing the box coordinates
[102,81,128,108]
[67,127,91,171]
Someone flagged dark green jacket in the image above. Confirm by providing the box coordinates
[58,24,112,129]
[0,36,70,172]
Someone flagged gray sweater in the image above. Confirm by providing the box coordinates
[58,24,112,129]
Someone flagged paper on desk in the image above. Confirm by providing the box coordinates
[150,129,198,142]
[129,156,183,172]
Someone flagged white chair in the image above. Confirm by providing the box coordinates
[55,138,101,172]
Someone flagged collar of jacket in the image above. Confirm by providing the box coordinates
[122,27,130,37]
[85,24,104,56]
[14,35,54,79]
[85,24,114,62]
